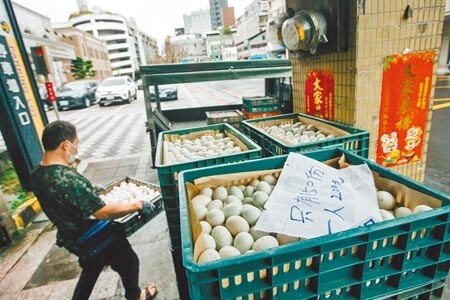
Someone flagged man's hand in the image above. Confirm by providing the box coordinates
[140,201,156,221]
[93,184,106,193]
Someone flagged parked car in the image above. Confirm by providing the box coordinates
[96,76,138,106]
[149,84,178,101]
[56,80,98,110]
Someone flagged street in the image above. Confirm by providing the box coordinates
[424,74,450,195]
[163,79,265,109]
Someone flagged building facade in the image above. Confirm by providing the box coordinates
[183,9,212,35]
[166,34,207,63]
[266,0,287,58]
[209,0,228,30]
[127,17,159,66]
[204,30,235,60]
[55,27,112,81]
[12,2,76,87]
[234,0,269,59]
[222,7,236,28]
[69,12,157,78]
[70,13,135,77]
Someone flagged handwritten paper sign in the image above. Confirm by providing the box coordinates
[255,153,382,239]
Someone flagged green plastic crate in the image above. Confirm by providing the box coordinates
[206,109,243,131]
[206,109,244,125]
[242,96,279,113]
[155,123,262,248]
[102,177,163,237]
[241,113,370,158]
[178,148,450,300]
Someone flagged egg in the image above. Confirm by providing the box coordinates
[413,205,433,214]
[379,209,395,221]
[395,207,413,218]
[376,191,396,210]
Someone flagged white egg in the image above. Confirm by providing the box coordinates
[379,209,395,221]
[395,207,413,218]
[376,191,396,210]
[413,205,433,214]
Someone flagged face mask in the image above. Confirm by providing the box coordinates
[66,141,79,166]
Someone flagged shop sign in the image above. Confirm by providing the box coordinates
[305,70,334,120]
[376,50,434,167]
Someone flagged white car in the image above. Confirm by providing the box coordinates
[96,76,138,106]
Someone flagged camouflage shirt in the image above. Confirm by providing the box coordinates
[31,165,106,240]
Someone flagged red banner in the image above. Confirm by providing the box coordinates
[305,70,334,120]
[376,51,434,167]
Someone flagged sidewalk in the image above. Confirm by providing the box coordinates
[0,152,179,300]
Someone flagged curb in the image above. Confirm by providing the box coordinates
[8,159,90,231]
[11,196,41,229]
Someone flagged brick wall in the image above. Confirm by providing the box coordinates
[290,0,446,181]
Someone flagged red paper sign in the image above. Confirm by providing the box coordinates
[376,51,434,167]
[305,70,335,120]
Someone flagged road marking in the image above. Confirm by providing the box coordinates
[434,85,450,89]
[111,104,126,114]
[221,88,242,99]
[180,84,201,107]
[433,98,450,102]
[433,102,450,110]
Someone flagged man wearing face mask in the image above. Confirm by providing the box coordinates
[31,121,157,300]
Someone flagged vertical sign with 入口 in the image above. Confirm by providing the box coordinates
[305,70,335,120]
[0,35,42,168]
[376,51,434,167]
[0,36,42,187]
[0,0,46,189]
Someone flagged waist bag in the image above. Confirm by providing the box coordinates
[70,220,125,261]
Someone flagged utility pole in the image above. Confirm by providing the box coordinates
[30,46,59,120]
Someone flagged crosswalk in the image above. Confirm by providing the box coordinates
[64,113,151,160]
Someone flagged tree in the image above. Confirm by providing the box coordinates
[70,57,96,79]
[222,27,232,35]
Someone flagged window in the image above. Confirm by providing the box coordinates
[73,20,90,26]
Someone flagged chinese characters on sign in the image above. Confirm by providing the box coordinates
[255,153,381,239]
[290,165,348,235]
[305,70,335,120]
[0,34,42,170]
[376,51,434,167]
[0,36,31,127]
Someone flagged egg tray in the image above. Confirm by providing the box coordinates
[102,177,163,237]
[177,148,450,300]
[241,113,370,158]
[205,109,244,125]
